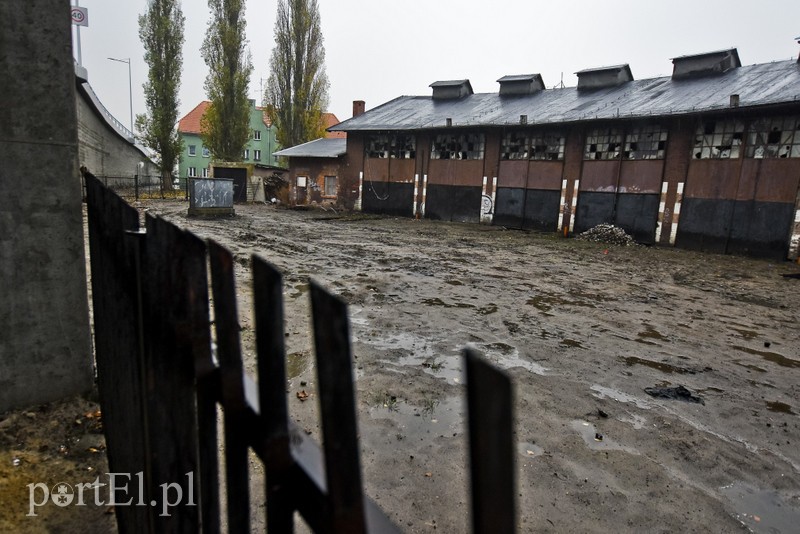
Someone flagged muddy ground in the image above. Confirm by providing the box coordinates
[3,199,800,533]
[139,200,799,533]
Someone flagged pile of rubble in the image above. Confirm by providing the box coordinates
[574,223,639,246]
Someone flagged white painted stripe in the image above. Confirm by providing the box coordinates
[670,222,678,245]
[421,174,428,217]
[795,209,800,223]
[661,182,669,194]
[568,180,580,232]
[557,179,568,230]
[490,177,498,223]
[659,201,666,213]
[356,171,364,211]
[673,203,681,215]
[413,174,419,216]
[655,223,663,243]
[677,182,685,195]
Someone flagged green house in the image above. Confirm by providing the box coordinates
[177,99,280,184]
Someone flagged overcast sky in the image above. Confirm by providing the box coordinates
[73,0,800,133]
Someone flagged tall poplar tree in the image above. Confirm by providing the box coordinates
[265,0,330,149]
[137,0,185,190]
[201,0,253,162]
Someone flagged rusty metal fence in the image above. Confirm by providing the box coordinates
[85,174,515,533]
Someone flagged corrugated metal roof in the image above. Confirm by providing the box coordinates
[330,60,800,132]
[273,138,346,158]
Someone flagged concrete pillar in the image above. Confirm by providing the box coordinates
[0,0,93,410]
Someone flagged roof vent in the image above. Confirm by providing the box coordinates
[671,48,741,79]
[497,74,545,96]
[430,79,473,100]
[576,64,633,90]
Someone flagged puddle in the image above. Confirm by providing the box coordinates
[478,343,549,375]
[368,396,464,437]
[286,351,311,379]
[732,346,800,368]
[518,442,545,458]
[570,420,639,454]
[289,283,309,299]
[527,294,596,313]
[421,297,475,309]
[621,356,690,374]
[720,481,800,533]
[733,360,768,373]
[765,401,795,415]
[618,413,647,430]
[729,327,760,340]
[590,385,652,410]
[637,324,668,343]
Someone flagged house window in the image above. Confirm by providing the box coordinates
[530,132,565,161]
[254,149,261,161]
[500,131,529,160]
[624,125,667,160]
[243,149,250,160]
[297,176,308,187]
[201,167,209,178]
[366,134,416,159]
[431,133,484,160]
[254,130,261,141]
[746,116,800,158]
[202,147,210,158]
[188,167,197,177]
[324,176,337,197]
[584,128,623,160]
[693,120,744,159]
[188,144,197,156]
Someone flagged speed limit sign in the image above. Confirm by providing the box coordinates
[71,6,88,27]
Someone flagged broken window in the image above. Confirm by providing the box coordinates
[584,128,623,160]
[431,133,485,160]
[692,120,744,159]
[745,116,800,159]
[530,132,565,161]
[501,132,529,160]
[624,125,667,160]
[501,131,565,161]
[366,134,416,159]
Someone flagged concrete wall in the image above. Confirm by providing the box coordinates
[76,82,159,180]
[0,0,93,411]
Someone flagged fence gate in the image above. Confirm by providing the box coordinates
[85,175,515,533]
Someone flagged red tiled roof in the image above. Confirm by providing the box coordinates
[178,101,339,136]
[323,113,346,138]
[177,101,211,134]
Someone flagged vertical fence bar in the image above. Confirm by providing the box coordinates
[309,281,367,533]
[464,348,516,534]
[252,256,295,532]
[140,216,206,532]
[85,175,151,534]
[208,241,250,533]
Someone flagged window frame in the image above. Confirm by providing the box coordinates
[692,119,744,160]
[745,116,800,159]
[431,132,485,160]
[254,129,261,141]
[254,149,261,161]
[323,175,338,197]
[188,144,197,157]
[188,166,197,178]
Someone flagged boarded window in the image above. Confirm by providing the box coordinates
[624,125,667,160]
[692,120,744,159]
[366,134,416,159]
[584,129,623,160]
[431,133,485,160]
[746,116,800,159]
[324,176,337,197]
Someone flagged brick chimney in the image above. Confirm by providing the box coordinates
[353,100,365,117]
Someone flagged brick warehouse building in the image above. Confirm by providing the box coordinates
[328,47,800,260]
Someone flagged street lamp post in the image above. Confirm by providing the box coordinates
[108,57,133,139]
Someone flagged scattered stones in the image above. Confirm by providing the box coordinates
[575,223,639,247]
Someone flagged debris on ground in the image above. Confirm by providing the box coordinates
[644,385,705,404]
[574,223,639,246]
